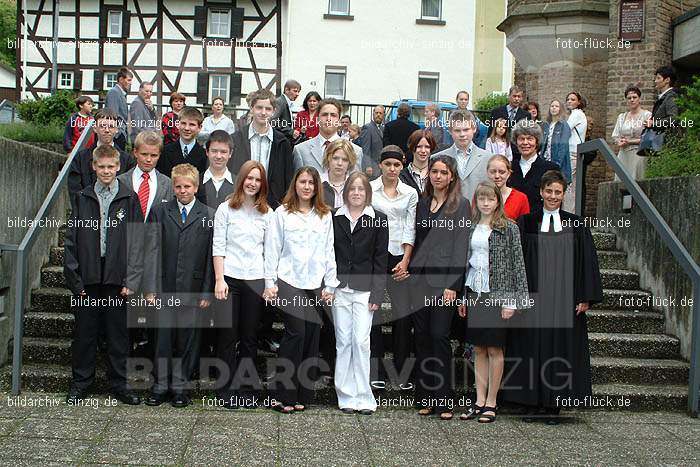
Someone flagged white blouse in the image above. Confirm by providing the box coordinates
[567,108,587,155]
[370,178,418,257]
[485,139,512,161]
[465,224,491,294]
[213,202,274,280]
[201,114,236,136]
[264,205,339,292]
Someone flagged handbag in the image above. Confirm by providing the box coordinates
[637,128,664,157]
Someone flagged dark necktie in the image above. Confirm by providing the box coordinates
[183,145,189,159]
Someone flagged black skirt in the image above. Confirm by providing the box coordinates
[463,291,508,347]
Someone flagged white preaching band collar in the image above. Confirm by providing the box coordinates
[541,208,563,233]
[202,167,233,185]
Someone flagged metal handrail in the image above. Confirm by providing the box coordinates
[0,120,95,395]
[576,138,700,417]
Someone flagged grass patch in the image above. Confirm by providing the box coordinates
[0,122,64,143]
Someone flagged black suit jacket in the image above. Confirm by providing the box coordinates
[67,145,135,200]
[271,95,294,139]
[383,117,420,158]
[145,199,215,306]
[332,209,389,305]
[489,105,530,129]
[230,124,294,209]
[409,197,471,292]
[510,156,560,210]
[156,141,208,179]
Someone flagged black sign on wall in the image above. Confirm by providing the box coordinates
[619,0,645,42]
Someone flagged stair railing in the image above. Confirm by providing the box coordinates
[576,138,700,417]
[0,121,95,395]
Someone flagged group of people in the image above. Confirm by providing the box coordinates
[61,63,679,422]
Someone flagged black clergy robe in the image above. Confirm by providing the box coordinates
[501,208,603,408]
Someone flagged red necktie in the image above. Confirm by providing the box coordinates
[138,172,150,218]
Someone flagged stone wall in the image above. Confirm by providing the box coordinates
[0,137,69,366]
[597,177,700,359]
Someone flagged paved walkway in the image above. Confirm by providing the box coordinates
[0,393,698,466]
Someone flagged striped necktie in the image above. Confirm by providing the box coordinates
[137,172,149,218]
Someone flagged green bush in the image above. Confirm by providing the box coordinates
[475,92,509,112]
[17,90,77,126]
[0,122,64,143]
[646,76,700,178]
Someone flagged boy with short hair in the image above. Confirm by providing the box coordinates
[196,129,234,208]
[144,163,215,407]
[68,109,135,202]
[64,144,144,405]
[156,107,207,178]
[63,96,96,152]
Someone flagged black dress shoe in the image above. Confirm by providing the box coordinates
[340,407,355,414]
[144,392,168,406]
[113,390,141,405]
[66,387,85,404]
[357,409,374,415]
[171,393,191,408]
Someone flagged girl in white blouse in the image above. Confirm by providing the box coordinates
[213,160,274,409]
[565,92,587,212]
[263,167,339,413]
[485,118,512,161]
[200,97,236,140]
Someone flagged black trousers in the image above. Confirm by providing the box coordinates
[269,280,324,406]
[152,305,200,396]
[370,254,414,383]
[217,277,264,402]
[411,275,455,414]
[71,283,129,393]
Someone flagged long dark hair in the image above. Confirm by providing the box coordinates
[228,160,270,214]
[302,91,322,113]
[425,155,462,214]
[282,166,331,217]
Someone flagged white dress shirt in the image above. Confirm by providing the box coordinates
[541,208,563,233]
[249,123,274,173]
[465,224,492,294]
[213,202,273,280]
[369,178,418,256]
[264,205,339,292]
[179,139,196,158]
[201,114,236,135]
[520,154,538,178]
[203,168,234,194]
[132,166,158,218]
[177,198,196,216]
[335,204,375,233]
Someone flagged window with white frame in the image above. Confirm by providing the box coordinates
[328,0,350,15]
[324,67,346,99]
[417,72,439,101]
[421,0,441,19]
[107,10,122,37]
[208,9,231,38]
[58,71,74,89]
[210,75,230,102]
[105,72,118,90]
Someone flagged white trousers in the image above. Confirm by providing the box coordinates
[332,288,377,411]
[563,153,577,212]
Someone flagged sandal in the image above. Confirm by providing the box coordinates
[271,403,294,414]
[477,406,497,423]
[459,404,484,421]
[417,407,434,416]
[293,404,306,412]
[439,411,454,421]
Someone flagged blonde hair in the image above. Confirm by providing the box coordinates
[171,163,200,187]
[322,139,357,169]
[92,144,120,163]
[133,130,163,152]
[471,181,510,230]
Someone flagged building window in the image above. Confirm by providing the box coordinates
[421,0,441,20]
[107,10,122,37]
[105,72,118,90]
[210,74,230,102]
[417,72,439,101]
[328,0,350,15]
[58,71,74,89]
[324,67,346,100]
[208,9,231,38]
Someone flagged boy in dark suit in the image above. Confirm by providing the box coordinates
[196,129,234,208]
[144,163,215,407]
[156,107,208,178]
[64,144,144,405]
[67,109,135,203]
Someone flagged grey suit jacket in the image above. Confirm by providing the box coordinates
[293,136,364,174]
[117,167,174,220]
[105,85,129,140]
[433,143,492,203]
[271,95,293,138]
[651,88,679,132]
[128,96,159,143]
[359,122,384,176]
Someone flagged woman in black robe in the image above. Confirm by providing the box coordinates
[501,170,603,425]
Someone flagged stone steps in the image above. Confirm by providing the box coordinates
[588,333,680,359]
